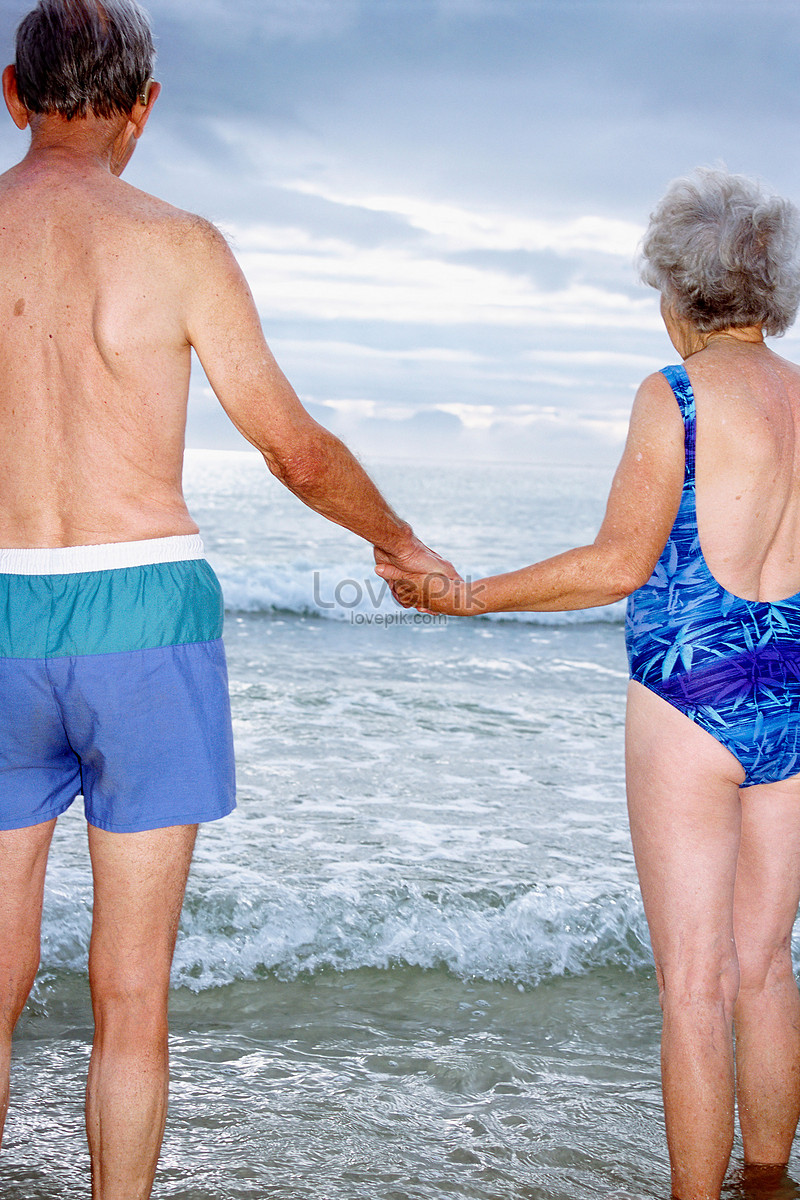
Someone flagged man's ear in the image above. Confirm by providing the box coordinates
[131,79,161,140]
[2,65,30,131]
[109,81,161,177]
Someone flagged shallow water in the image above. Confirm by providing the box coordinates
[11,965,800,1199]
[10,965,667,1199]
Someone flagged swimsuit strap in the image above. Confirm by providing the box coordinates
[660,363,696,486]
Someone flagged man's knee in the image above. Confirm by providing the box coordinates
[0,948,40,1031]
[89,965,170,1040]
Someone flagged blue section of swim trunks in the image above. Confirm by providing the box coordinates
[626,362,800,786]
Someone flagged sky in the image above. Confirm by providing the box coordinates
[1,0,799,465]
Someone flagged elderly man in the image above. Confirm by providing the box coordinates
[0,2,449,1196]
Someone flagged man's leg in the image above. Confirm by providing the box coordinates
[626,683,744,1200]
[733,775,800,1167]
[0,819,57,1143]
[85,823,197,1200]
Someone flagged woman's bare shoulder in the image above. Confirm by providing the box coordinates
[685,343,800,395]
[626,369,684,437]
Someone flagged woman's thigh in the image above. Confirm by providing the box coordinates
[734,774,800,981]
[625,682,745,979]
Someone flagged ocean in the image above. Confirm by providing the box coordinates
[5,451,799,1199]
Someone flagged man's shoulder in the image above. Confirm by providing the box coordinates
[113,178,228,247]
[89,180,239,287]
[0,161,228,251]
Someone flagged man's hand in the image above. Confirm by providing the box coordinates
[374,540,460,610]
[374,537,457,579]
[375,553,487,616]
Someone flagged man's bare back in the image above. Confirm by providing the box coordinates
[0,148,204,546]
[0,61,454,570]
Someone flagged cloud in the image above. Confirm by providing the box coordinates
[190,388,628,469]
[285,183,643,258]
[219,182,654,335]
[230,225,653,330]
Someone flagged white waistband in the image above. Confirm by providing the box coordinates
[0,534,206,575]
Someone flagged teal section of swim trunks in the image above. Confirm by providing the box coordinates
[0,558,223,658]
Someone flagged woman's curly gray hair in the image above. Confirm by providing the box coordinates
[639,167,800,337]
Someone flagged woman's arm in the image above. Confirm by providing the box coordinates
[377,371,686,615]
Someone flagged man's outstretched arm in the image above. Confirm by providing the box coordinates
[182,219,453,576]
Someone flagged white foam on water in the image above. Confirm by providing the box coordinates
[38,860,650,991]
[38,854,800,994]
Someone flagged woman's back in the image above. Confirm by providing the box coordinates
[687,341,800,603]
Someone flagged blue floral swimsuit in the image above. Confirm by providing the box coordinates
[626,363,800,787]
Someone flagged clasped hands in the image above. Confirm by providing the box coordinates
[374,543,487,616]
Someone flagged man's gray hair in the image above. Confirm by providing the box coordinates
[639,167,800,337]
[15,0,155,120]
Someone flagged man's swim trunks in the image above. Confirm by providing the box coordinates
[626,363,800,787]
[0,534,236,832]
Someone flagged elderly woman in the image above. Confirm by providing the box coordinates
[377,167,800,1200]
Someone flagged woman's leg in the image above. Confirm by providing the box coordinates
[626,682,746,1200]
[733,774,800,1167]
